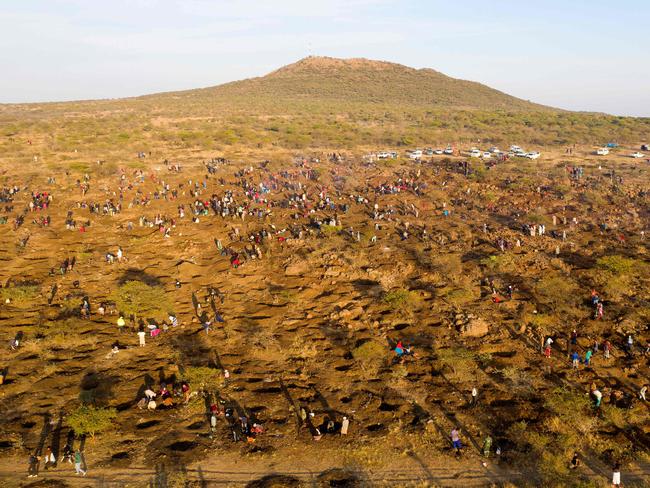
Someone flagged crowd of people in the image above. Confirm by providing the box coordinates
[1,149,647,485]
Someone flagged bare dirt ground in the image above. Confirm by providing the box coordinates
[0,143,648,487]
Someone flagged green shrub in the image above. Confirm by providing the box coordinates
[480,254,516,273]
[533,275,580,315]
[67,405,117,438]
[109,281,171,319]
[0,284,39,306]
[383,289,413,311]
[352,341,385,362]
[180,366,221,391]
[320,224,342,235]
[596,255,638,276]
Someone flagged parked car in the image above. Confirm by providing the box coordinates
[409,150,423,160]
[443,147,454,155]
[510,145,522,152]
[630,152,645,158]
[596,148,609,156]
[606,142,618,148]
[424,148,434,156]
[377,151,391,159]
[469,149,481,158]
[514,151,527,158]
[641,144,649,151]
[482,152,492,159]
[433,149,444,155]
[526,152,541,160]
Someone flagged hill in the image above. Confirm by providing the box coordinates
[170,56,554,112]
[0,56,649,161]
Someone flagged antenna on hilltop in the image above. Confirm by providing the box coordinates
[307,41,313,57]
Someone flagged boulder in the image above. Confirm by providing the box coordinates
[460,318,489,337]
[285,261,309,276]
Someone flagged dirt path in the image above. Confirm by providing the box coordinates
[0,458,523,487]
[2,453,648,487]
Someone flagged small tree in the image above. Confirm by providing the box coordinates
[67,405,117,439]
[383,289,414,311]
[180,366,221,392]
[109,280,171,319]
[533,274,580,316]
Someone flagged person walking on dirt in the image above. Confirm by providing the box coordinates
[341,416,349,435]
[640,384,648,402]
[43,446,55,470]
[584,349,593,367]
[203,319,212,334]
[137,325,146,347]
[74,450,86,476]
[544,344,552,358]
[612,462,621,486]
[60,443,73,464]
[27,453,40,478]
[470,387,478,406]
[595,302,604,320]
[545,336,554,349]
[450,427,462,453]
[570,329,578,346]
[603,340,611,359]
[571,351,580,369]
[482,435,492,457]
[181,381,190,404]
[569,451,581,469]
[625,334,633,356]
[592,388,602,408]
[117,315,126,333]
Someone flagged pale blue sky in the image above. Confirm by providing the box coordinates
[1,0,649,115]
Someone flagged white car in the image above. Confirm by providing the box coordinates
[596,148,609,156]
[377,151,391,159]
[510,145,522,152]
[443,147,454,155]
[433,149,444,155]
[482,152,492,159]
[489,146,500,153]
[514,151,527,158]
[409,150,423,160]
[526,152,541,160]
[630,152,645,158]
[469,149,481,158]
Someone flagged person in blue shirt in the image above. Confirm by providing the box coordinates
[571,351,580,369]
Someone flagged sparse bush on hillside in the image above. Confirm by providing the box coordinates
[383,288,414,311]
[352,340,385,378]
[94,161,118,177]
[544,387,594,434]
[67,405,117,439]
[435,347,477,382]
[320,224,342,236]
[1,284,39,306]
[443,286,479,307]
[533,275,580,315]
[596,255,638,276]
[480,254,516,274]
[429,253,463,280]
[109,280,171,319]
[593,255,645,300]
[180,366,221,391]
